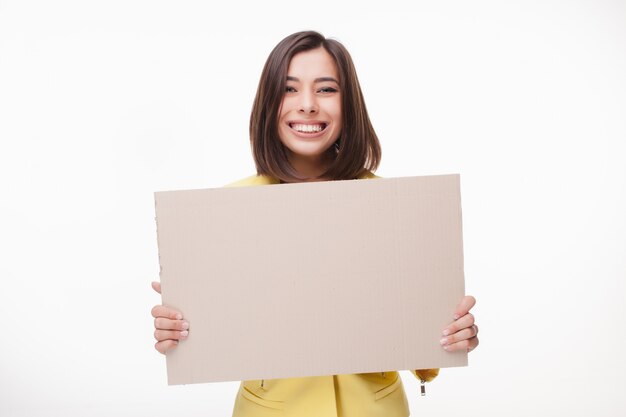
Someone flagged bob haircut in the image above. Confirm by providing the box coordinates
[250,31,381,182]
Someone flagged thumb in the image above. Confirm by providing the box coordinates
[151,281,162,295]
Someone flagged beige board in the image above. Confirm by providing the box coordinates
[155,174,467,385]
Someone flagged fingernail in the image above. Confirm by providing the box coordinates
[440,338,448,345]
[443,345,450,351]
[176,314,183,320]
[453,314,460,320]
[181,321,189,330]
[180,330,189,338]
[442,329,450,336]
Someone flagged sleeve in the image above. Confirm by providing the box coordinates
[411,368,439,382]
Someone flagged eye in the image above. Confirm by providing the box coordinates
[318,87,338,93]
[285,86,297,93]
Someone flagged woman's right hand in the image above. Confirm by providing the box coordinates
[151,281,189,354]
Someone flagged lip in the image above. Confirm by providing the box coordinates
[287,120,329,138]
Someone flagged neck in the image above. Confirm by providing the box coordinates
[286,150,335,183]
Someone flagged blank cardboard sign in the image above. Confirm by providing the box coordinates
[154,174,467,385]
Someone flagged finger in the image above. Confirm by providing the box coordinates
[154,329,189,342]
[440,325,478,346]
[155,340,178,355]
[152,281,162,295]
[443,336,479,352]
[469,337,479,352]
[442,313,474,336]
[154,317,190,331]
[453,295,476,319]
[151,305,183,320]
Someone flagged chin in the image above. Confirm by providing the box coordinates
[286,142,335,158]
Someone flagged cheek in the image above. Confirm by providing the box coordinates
[329,98,342,123]
[279,96,295,118]
[277,98,290,138]
[331,106,342,130]
[277,124,289,145]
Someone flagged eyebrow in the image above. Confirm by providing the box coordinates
[286,76,339,84]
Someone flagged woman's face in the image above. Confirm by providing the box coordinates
[277,47,342,165]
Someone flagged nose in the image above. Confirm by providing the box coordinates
[298,90,318,114]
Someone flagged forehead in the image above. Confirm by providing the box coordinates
[287,47,339,79]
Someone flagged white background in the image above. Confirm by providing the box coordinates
[1,0,625,416]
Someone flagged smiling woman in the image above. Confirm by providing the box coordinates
[150,30,479,417]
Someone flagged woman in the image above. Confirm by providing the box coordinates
[151,31,479,417]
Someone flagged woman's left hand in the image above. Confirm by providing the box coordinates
[440,295,479,353]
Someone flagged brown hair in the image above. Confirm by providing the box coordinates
[250,31,381,182]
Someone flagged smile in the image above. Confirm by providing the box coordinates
[289,123,327,133]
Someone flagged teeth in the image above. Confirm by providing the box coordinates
[291,123,324,133]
